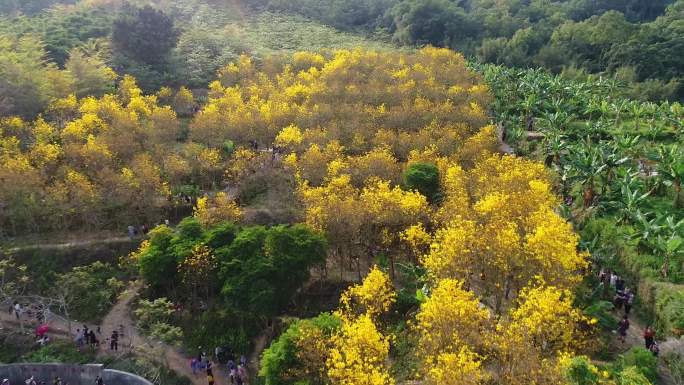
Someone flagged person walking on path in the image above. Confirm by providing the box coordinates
[643,326,655,349]
[191,358,199,375]
[227,359,236,384]
[236,364,247,385]
[624,290,635,315]
[649,341,660,356]
[206,366,215,385]
[110,330,119,351]
[13,302,21,320]
[609,272,617,288]
[74,329,84,349]
[617,314,630,344]
[95,376,104,385]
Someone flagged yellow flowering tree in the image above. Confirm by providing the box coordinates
[326,314,394,385]
[193,192,243,227]
[339,266,396,320]
[415,279,489,364]
[178,244,218,301]
[426,347,487,385]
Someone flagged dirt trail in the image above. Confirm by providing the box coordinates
[96,282,245,385]
[609,308,682,385]
[6,236,134,253]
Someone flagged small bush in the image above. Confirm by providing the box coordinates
[584,300,618,331]
[616,347,658,382]
[402,162,440,203]
[23,340,96,364]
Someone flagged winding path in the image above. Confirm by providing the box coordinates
[97,282,222,385]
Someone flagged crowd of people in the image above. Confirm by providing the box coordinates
[192,347,249,385]
[73,324,124,353]
[597,268,659,356]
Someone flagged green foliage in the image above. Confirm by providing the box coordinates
[134,218,327,351]
[219,224,327,318]
[56,261,125,322]
[0,35,70,117]
[23,340,96,364]
[112,5,179,66]
[259,320,305,385]
[65,48,116,98]
[654,285,684,332]
[134,297,176,330]
[391,0,477,50]
[584,301,618,331]
[134,297,183,344]
[563,355,599,385]
[616,347,658,382]
[662,351,684,385]
[259,313,341,385]
[263,0,394,31]
[402,162,440,203]
[138,225,179,293]
[0,0,78,16]
[181,308,254,356]
[0,6,114,66]
[616,366,652,385]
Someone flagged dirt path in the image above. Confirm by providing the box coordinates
[6,236,134,253]
[95,282,241,385]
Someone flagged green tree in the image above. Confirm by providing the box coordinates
[65,48,116,98]
[56,261,125,322]
[137,225,177,292]
[219,224,327,318]
[403,162,440,203]
[112,5,179,66]
[260,313,341,385]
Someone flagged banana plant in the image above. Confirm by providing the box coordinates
[609,177,650,224]
[629,101,646,131]
[612,135,641,160]
[657,234,683,279]
[611,99,630,127]
[543,131,567,167]
[631,210,662,250]
[656,145,684,208]
[566,140,608,208]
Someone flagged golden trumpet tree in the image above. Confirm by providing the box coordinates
[326,314,394,385]
[414,279,489,362]
[193,192,243,227]
[339,266,396,320]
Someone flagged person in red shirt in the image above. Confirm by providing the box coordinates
[643,325,655,349]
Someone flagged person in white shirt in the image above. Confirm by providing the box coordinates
[13,302,21,320]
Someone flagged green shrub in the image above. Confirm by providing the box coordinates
[56,261,126,322]
[662,352,684,385]
[134,297,176,330]
[149,322,184,345]
[181,308,255,356]
[563,355,599,385]
[616,366,651,385]
[584,300,618,331]
[402,162,440,203]
[259,313,340,385]
[23,340,96,364]
[616,347,658,382]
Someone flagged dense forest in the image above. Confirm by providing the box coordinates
[0,0,683,103]
[1,1,683,385]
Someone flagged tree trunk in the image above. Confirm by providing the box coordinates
[583,186,594,208]
[661,253,670,279]
[674,180,681,208]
